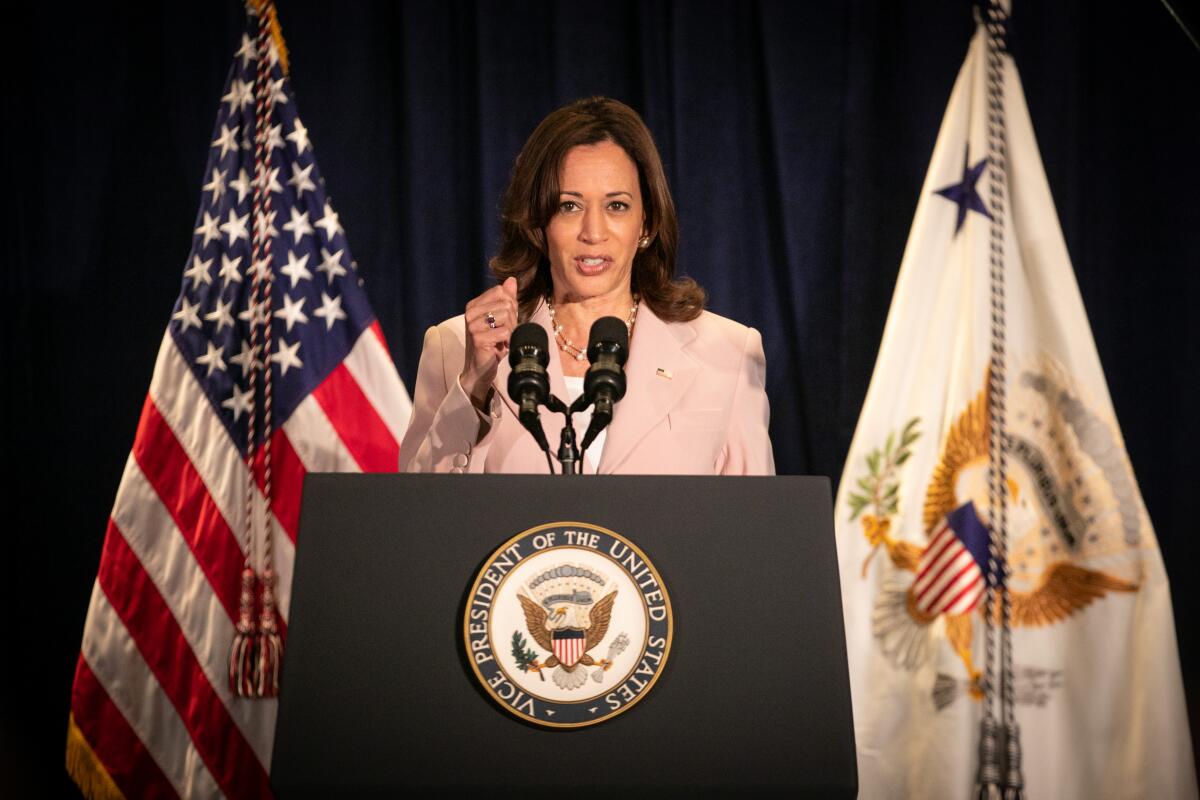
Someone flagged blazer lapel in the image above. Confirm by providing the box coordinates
[597,306,698,474]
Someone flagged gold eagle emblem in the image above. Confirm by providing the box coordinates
[858,372,1138,699]
[517,591,617,664]
[515,563,620,691]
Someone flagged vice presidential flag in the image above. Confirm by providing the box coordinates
[835,21,1198,800]
[66,6,411,797]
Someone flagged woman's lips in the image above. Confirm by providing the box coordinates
[575,255,611,275]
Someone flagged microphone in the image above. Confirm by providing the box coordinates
[506,323,551,453]
[579,316,629,453]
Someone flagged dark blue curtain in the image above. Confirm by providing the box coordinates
[3,0,1197,791]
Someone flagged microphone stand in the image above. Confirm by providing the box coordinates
[545,395,580,475]
[548,362,620,476]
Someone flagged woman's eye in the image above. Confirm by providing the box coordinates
[608,201,629,212]
[559,200,580,212]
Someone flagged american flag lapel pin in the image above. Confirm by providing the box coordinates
[656,368,672,380]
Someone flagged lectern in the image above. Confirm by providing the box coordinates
[272,474,856,795]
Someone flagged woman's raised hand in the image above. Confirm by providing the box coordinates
[459,276,519,408]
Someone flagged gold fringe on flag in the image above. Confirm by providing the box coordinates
[65,713,125,800]
[249,0,290,75]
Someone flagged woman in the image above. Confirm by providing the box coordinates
[398,97,774,475]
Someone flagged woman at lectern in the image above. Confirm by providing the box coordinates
[397,97,774,475]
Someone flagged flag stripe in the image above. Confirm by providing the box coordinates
[921,565,978,616]
[98,520,272,798]
[369,319,391,355]
[914,553,968,608]
[942,575,985,616]
[111,453,276,762]
[344,320,414,444]
[80,581,221,799]
[916,552,977,610]
[134,386,291,643]
[283,394,361,472]
[149,334,298,612]
[149,334,249,548]
[251,426,306,543]
[132,395,244,624]
[71,656,179,800]
[915,545,972,602]
[917,526,957,575]
[311,361,400,472]
[912,526,957,593]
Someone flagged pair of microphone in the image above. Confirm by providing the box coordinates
[506,316,629,471]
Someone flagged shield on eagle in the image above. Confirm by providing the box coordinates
[552,629,586,667]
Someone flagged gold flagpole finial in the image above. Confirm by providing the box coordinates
[249,0,290,76]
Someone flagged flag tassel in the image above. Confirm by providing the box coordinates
[978,785,1003,800]
[974,713,1003,800]
[229,565,284,697]
[229,566,259,696]
[1002,721,1025,800]
[255,567,282,697]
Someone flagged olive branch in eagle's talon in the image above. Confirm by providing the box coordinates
[847,417,922,577]
[511,630,545,681]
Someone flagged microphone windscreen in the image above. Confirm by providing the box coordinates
[509,322,550,367]
[586,316,629,365]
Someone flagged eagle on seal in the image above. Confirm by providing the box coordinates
[518,589,617,691]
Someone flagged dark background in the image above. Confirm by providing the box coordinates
[3,0,1197,795]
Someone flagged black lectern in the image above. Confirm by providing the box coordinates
[272,474,856,795]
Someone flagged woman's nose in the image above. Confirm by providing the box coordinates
[578,206,606,243]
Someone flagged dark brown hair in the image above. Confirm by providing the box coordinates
[490,96,705,322]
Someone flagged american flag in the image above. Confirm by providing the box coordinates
[911,501,990,618]
[66,8,411,798]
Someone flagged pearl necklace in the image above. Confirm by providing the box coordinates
[545,296,639,362]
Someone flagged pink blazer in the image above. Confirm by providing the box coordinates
[397,301,774,475]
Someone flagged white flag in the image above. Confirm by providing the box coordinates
[835,24,1198,800]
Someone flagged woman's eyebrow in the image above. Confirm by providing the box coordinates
[558,191,634,198]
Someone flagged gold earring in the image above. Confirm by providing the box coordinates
[638,235,651,249]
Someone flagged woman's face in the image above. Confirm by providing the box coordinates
[545,140,645,306]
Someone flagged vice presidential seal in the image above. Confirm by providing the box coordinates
[463,522,673,728]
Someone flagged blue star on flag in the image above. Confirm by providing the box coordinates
[934,146,991,235]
